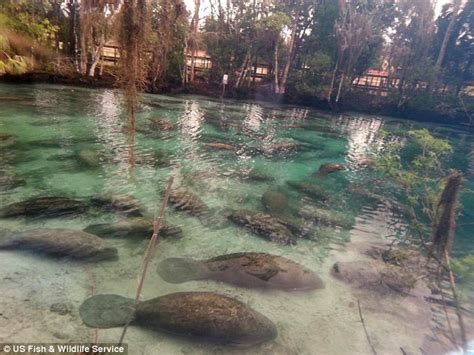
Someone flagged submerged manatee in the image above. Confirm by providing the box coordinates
[84,217,182,239]
[158,252,324,290]
[90,194,145,217]
[228,210,297,245]
[168,189,228,228]
[0,197,89,218]
[79,292,277,347]
[261,191,288,212]
[0,228,118,260]
[286,180,330,202]
[168,189,209,216]
[316,163,346,175]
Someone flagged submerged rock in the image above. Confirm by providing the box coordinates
[0,228,118,261]
[79,292,277,347]
[286,180,330,201]
[316,163,346,175]
[84,217,182,240]
[50,302,74,315]
[261,191,288,213]
[0,197,89,218]
[228,210,296,245]
[158,252,324,290]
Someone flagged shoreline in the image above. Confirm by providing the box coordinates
[1,72,472,129]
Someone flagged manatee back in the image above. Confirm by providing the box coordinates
[79,294,135,328]
[136,292,277,347]
[206,252,325,291]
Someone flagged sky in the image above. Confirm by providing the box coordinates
[184,0,454,18]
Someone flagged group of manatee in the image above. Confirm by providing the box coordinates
[0,160,347,347]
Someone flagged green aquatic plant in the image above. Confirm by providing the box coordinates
[452,255,474,280]
[375,128,453,224]
[375,129,468,349]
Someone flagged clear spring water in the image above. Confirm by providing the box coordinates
[0,83,472,354]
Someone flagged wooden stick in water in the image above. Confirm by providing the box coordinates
[357,299,377,355]
[118,176,174,345]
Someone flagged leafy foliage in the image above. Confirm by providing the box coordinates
[375,129,453,222]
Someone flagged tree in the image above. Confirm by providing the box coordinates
[328,0,394,105]
[433,0,473,92]
[119,0,149,130]
[0,1,57,75]
[149,0,188,91]
[388,0,437,107]
[374,129,467,349]
[78,0,120,76]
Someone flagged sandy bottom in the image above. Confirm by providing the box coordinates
[0,205,468,355]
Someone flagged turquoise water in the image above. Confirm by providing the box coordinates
[0,83,472,354]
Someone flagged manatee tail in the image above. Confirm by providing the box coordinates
[157,257,206,283]
[79,294,135,328]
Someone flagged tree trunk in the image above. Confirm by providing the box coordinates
[335,73,345,103]
[277,17,298,95]
[234,50,251,89]
[88,32,105,77]
[274,40,280,94]
[327,64,338,103]
[188,0,200,83]
[435,0,462,69]
[79,29,88,75]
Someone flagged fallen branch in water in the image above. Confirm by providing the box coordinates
[118,176,174,345]
[357,299,377,355]
[444,249,467,349]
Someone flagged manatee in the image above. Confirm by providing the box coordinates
[77,149,101,167]
[317,163,346,175]
[204,142,235,151]
[168,189,209,216]
[231,169,275,183]
[299,205,354,229]
[148,117,176,131]
[90,194,145,216]
[0,133,15,148]
[286,180,329,201]
[0,175,26,191]
[331,260,417,295]
[168,189,229,229]
[0,197,89,218]
[83,217,182,239]
[228,210,296,245]
[259,143,298,157]
[79,292,277,347]
[0,228,118,261]
[261,191,288,212]
[158,252,324,290]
